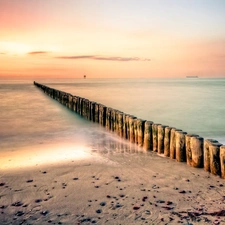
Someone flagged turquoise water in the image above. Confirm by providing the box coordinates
[0,78,224,163]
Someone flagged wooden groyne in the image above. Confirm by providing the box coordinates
[34,81,225,179]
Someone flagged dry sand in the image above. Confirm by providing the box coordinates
[1,141,225,225]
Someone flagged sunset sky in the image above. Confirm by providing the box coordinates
[0,0,225,79]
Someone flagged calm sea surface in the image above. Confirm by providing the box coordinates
[0,78,225,168]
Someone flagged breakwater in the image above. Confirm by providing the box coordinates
[34,81,225,179]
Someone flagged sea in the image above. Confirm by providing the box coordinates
[0,78,225,169]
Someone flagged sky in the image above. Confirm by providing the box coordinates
[0,0,225,79]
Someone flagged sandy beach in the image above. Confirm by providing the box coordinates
[1,140,225,225]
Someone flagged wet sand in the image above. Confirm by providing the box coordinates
[1,143,225,225]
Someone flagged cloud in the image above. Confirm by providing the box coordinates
[28,51,49,55]
[0,52,6,55]
[55,55,150,62]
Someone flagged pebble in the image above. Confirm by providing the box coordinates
[96,209,102,214]
[15,211,24,216]
[26,179,33,183]
[100,202,106,206]
[40,210,49,216]
[11,201,23,207]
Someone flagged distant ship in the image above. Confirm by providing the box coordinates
[186,76,198,78]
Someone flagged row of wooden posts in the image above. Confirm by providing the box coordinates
[34,81,225,179]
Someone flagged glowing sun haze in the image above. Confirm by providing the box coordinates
[0,0,225,79]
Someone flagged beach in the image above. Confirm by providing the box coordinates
[1,78,225,224]
[1,138,225,225]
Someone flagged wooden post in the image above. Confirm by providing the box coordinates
[72,96,77,112]
[82,99,87,118]
[86,100,91,120]
[164,127,173,157]
[129,116,136,143]
[158,125,167,154]
[209,142,222,176]
[94,103,99,123]
[123,114,128,139]
[90,101,96,122]
[98,104,106,126]
[118,112,123,137]
[125,115,131,140]
[114,111,119,135]
[189,136,204,168]
[175,131,187,162]
[134,119,138,144]
[170,128,182,159]
[106,107,111,130]
[220,145,225,179]
[186,134,199,166]
[68,94,73,109]
[110,109,115,132]
[152,123,160,152]
[204,139,218,172]
[136,119,146,147]
[143,121,153,151]
[79,98,83,116]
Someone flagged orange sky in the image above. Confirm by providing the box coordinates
[0,0,225,79]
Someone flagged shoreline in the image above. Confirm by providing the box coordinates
[1,147,225,224]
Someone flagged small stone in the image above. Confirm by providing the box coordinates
[73,177,79,180]
[0,183,5,186]
[100,202,106,206]
[15,211,24,216]
[26,179,33,183]
[11,201,23,207]
[96,209,102,214]
[133,206,140,210]
[40,210,49,216]
[156,200,165,203]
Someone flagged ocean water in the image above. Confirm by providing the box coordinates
[0,78,225,169]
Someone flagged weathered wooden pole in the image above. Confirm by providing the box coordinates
[175,131,187,162]
[204,139,219,172]
[220,145,225,179]
[90,101,96,122]
[170,128,182,159]
[126,115,132,140]
[82,99,87,118]
[98,104,106,126]
[72,96,77,112]
[79,98,83,116]
[164,127,173,157]
[136,119,146,147]
[186,134,198,166]
[118,112,124,137]
[143,121,153,151]
[94,103,99,123]
[209,142,222,176]
[129,116,136,143]
[152,123,160,152]
[189,136,204,168]
[68,94,73,109]
[110,109,116,132]
[134,119,138,144]
[86,100,91,120]
[123,114,129,139]
[105,107,112,130]
[158,125,167,154]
